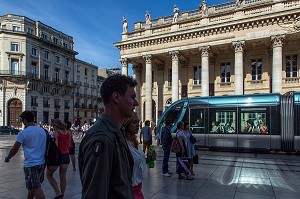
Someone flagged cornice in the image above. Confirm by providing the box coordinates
[115,7,300,52]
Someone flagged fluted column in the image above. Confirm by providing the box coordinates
[271,35,285,94]
[119,58,128,76]
[132,64,141,120]
[143,55,152,121]
[199,46,210,97]
[170,51,179,102]
[232,41,245,95]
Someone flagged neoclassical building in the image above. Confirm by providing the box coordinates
[115,0,300,123]
[0,14,103,127]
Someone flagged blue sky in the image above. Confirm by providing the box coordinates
[1,0,227,75]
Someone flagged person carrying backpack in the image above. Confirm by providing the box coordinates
[4,110,47,199]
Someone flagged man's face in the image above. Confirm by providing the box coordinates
[119,86,139,118]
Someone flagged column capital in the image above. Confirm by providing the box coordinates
[199,46,211,57]
[143,54,152,64]
[271,34,285,48]
[118,57,128,67]
[169,51,179,61]
[232,41,245,53]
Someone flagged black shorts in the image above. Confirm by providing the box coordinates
[69,142,75,155]
[24,164,46,191]
[61,154,70,164]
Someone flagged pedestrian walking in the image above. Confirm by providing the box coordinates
[124,113,147,199]
[78,74,138,199]
[46,119,72,199]
[161,118,173,177]
[140,120,152,153]
[4,110,47,199]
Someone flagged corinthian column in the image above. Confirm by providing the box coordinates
[170,51,179,102]
[199,46,210,97]
[271,35,285,94]
[232,40,245,95]
[119,58,128,76]
[132,64,141,120]
[143,55,152,121]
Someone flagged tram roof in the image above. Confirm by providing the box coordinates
[181,93,281,107]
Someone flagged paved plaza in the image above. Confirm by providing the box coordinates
[1,135,300,199]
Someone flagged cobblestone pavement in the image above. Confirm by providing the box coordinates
[1,135,300,199]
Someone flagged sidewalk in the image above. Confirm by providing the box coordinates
[1,135,300,199]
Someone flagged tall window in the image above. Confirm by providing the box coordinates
[194,66,201,85]
[251,59,262,80]
[31,62,37,77]
[168,69,172,87]
[64,58,69,66]
[54,100,60,108]
[44,51,49,60]
[41,33,47,40]
[44,65,49,80]
[55,56,60,64]
[27,27,33,34]
[55,68,60,82]
[85,68,87,75]
[286,55,298,78]
[53,37,58,45]
[31,97,37,106]
[220,62,231,83]
[31,48,37,56]
[77,65,80,73]
[12,25,21,31]
[11,59,19,75]
[63,43,68,48]
[11,43,19,51]
[65,71,69,83]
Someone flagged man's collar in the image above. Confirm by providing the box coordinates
[99,113,120,133]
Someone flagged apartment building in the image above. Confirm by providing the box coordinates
[115,0,300,123]
[74,59,99,125]
[0,14,104,127]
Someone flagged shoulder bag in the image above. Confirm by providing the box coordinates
[171,131,181,153]
[189,131,197,144]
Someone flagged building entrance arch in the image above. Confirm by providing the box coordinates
[8,98,22,128]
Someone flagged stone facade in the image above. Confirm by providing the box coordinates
[115,0,300,123]
[0,14,103,126]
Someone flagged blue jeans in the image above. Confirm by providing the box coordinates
[162,144,170,174]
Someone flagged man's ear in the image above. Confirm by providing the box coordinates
[111,92,120,104]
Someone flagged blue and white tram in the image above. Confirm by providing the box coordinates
[157,93,299,152]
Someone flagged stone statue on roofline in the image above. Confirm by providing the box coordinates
[173,5,180,23]
[235,0,244,8]
[122,16,128,33]
[145,11,151,26]
[199,0,207,16]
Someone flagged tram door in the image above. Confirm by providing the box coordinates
[189,108,207,147]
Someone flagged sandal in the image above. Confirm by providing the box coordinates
[54,194,64,199]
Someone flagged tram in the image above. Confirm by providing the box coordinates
[157,93,300,152]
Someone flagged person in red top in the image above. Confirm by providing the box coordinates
[46,119,72,199]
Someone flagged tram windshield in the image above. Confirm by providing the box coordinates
[158,102,185,132]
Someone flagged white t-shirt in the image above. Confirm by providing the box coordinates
[16,126,47,167]
[128,144,147,186]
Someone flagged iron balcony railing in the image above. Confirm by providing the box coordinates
[0,70,75,86]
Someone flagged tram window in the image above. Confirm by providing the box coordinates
[240,108,268,135]
[209,109,236,134]
[190,109,204,127]
[159,102,184,130]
